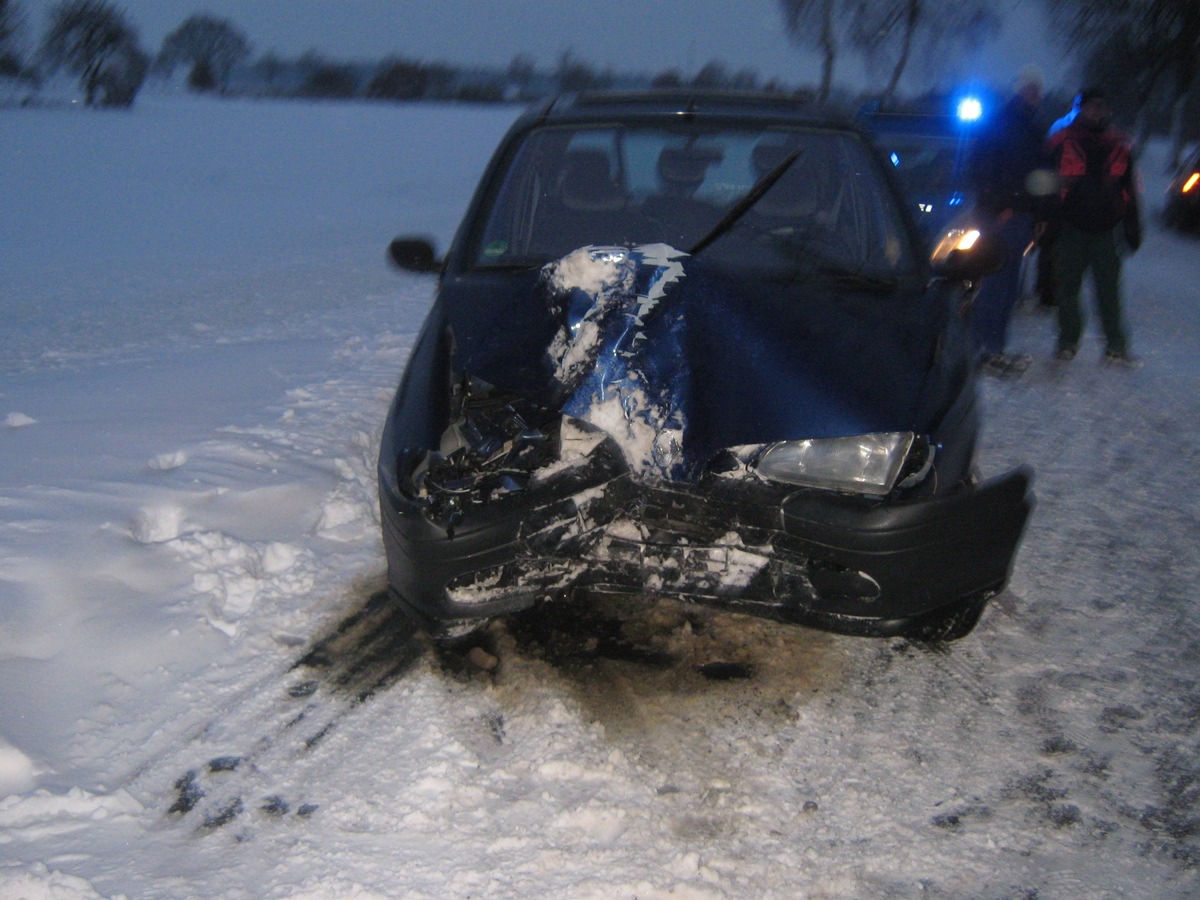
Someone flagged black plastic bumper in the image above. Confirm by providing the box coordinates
[380,452,1033,638]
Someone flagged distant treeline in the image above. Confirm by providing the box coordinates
[2,0,1196,146]
[0,0,806,108]
[222,51,804,106]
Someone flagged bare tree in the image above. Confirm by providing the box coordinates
[847,0,1000,99]
[918,3,1002,82]
[505,53,535,98]
[296,53,359,99]
[41,0,147,106]
[554,49,611,93]
[846,0,917,99]
[730,68,761,91]
[253,50,285,95]
[156,14,250,93]
[1049,0,1200,168]
[651,68,686,89]
[779,0,843,102]
[692,60,729,88]
[1,0,26,74]
[367,57,427,101]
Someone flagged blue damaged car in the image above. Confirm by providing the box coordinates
[379,90,1032,641]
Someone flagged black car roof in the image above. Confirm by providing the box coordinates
[522,89,855,130]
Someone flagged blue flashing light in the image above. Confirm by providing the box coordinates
[889,151,900,167]
[956,97,983,123]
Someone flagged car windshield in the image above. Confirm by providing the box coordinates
[865,121,974,235]
[877,132,968,198]
[472,122,916,279]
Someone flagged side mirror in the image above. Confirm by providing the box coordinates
[929,225,1004,281]
[388,237,442,273]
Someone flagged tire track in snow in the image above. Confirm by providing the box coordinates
[126,590,428,833]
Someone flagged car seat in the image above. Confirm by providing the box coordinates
[535,149,636,255]
[642,146,725,250]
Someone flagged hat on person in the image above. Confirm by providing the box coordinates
[1078,86,1108,106]
[1014,64,1045,93]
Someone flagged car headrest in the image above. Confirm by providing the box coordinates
[558,150,625,212]
[657,146,723,187]
[751,142,798,176]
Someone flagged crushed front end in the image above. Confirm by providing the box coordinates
[379,245,1033,640]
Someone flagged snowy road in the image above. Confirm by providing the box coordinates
[1,97,1198,898]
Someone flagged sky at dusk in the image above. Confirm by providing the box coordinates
[17,0,1071,94]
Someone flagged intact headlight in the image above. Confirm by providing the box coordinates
[756,432,917,496]
[930,227,980,266]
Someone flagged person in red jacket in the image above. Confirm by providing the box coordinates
[1045,87,1142,367]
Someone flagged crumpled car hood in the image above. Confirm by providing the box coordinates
[418,243,964,484]
[545,244,692,478]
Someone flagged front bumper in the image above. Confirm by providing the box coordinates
[380,435,1033,638]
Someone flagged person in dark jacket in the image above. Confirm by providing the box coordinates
[966,65,1052,377]
[1033,92,1084,311]
[1045,87,1142,367]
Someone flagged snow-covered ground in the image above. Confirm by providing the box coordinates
[2,94,1199,898]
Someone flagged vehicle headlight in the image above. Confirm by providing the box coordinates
[930,227,979,266]
[756,432,917,495]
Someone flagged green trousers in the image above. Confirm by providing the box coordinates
[1053,223,1129,354]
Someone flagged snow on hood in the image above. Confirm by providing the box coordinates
[544,244,691,479]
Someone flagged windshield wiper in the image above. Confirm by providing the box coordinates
[688,145,804,256]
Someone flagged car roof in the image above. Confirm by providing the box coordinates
[521,89,856,131]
